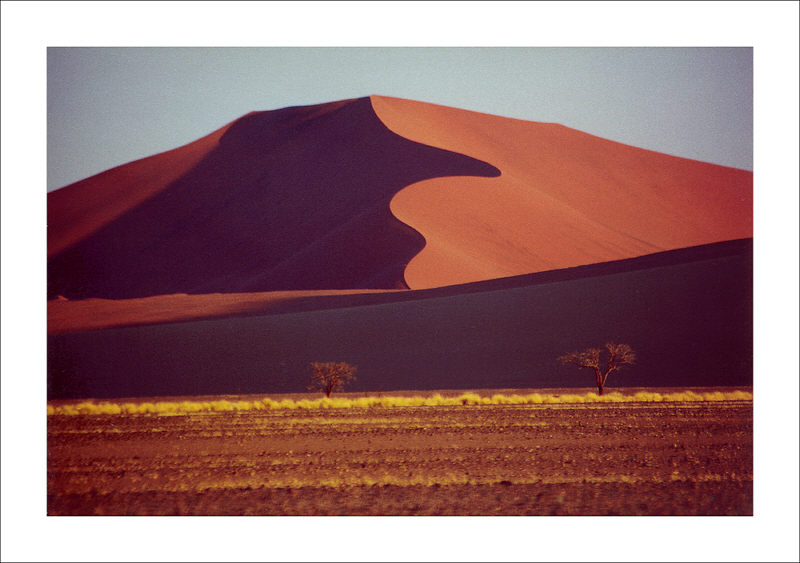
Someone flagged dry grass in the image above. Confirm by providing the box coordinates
[47,390,752,416]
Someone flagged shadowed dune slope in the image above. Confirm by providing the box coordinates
[48,239,751,399]
[47,120,237,259]
[48,98,499,299]
[372,95,752,288]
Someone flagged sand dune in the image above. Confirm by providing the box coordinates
[47,289,405,334]
[48,95,751,299]
[47,96,752,398]
[48,238,750,334]
[47,239,752,399]
[47,120,236,258]
[48,98,498,299]
[372,95,752,288]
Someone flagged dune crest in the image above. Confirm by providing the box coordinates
[47,98,498,299]
[372,95,752,289]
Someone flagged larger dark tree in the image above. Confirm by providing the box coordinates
[558,343,635,395]
[307,362,357,398]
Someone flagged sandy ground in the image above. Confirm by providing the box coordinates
[47,398,752,516]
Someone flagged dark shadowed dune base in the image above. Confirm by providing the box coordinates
[47,98,499,299]
[48,239,751,399]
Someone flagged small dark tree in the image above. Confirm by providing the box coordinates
[558,343,635,395]
[307,362,357,397]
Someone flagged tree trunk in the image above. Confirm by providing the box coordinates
[594,368,603,396]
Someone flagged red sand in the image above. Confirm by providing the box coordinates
[47,239,752,398]
[372,95,752,288]
[47,289,406,334]
[48,95,752,299]
[47,98,497,299]
[46,96,753,399]
[47,120,236,258]
[48,238,750,335]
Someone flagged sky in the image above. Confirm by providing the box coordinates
[48,46,753,191]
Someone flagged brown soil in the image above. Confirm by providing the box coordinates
[47,400,752,516]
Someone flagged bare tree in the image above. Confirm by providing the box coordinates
[307,362,357,397]
[558,343,635,395]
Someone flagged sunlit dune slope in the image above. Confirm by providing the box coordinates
[47,288,405,334]
[371,95,752,288]
[47,98,498,299]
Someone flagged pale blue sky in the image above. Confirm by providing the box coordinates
[47,47,752,191]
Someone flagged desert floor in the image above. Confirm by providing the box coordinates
[47,392,752,516]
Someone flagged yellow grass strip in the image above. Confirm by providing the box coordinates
[47,390,752,415]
